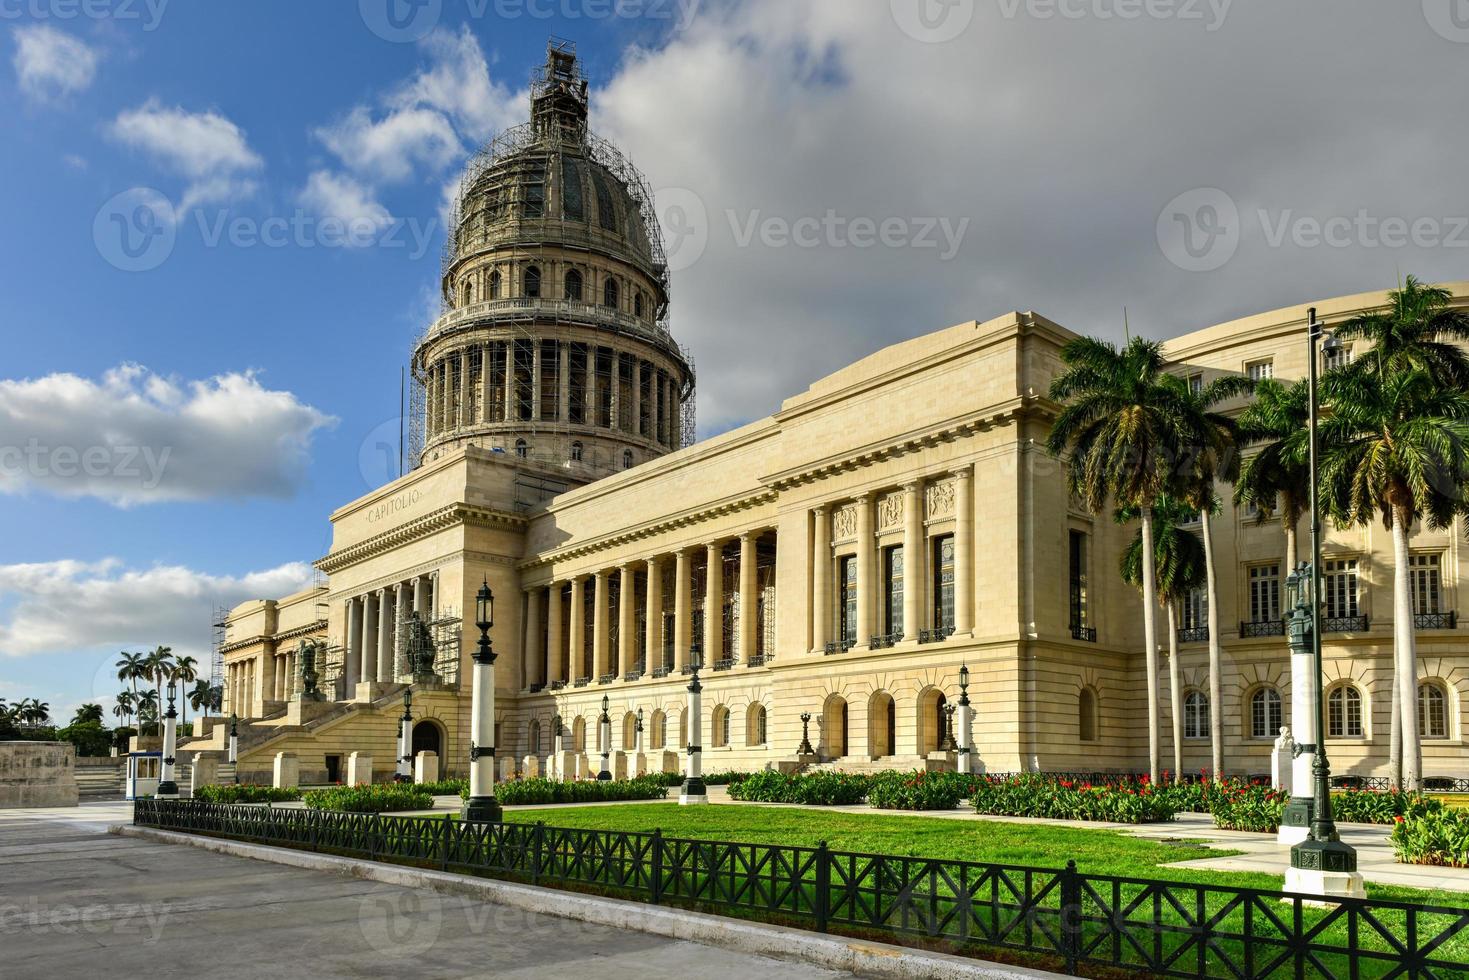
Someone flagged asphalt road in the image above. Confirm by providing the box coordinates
[0,805,851,980]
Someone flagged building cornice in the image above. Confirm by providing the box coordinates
[315,503,527,575]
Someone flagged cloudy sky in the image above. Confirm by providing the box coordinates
[2,1,1466,718]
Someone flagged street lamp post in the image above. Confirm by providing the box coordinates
[597,695,613,781]
[634,707,644,754]
[797,711,814,756]
[227,712,239,786]
[463,579,503,823]
[157,681,180,799]
[956,664,974,774]
[1285,307,1365,900]
[941,704,958,752]
[395,688,413,783]
[680,645,707,805]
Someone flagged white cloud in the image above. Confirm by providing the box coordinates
[13,24,98,103]
[0,364,335,506]
[391,26,521,142]
[110,99,263,211]
[315,105,462,184]
[0,558,316,662]
[297,170,394,236]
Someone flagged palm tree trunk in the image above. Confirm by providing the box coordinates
[1201,507,1223,779]
[1140,506,1161,784]
[1392,509,1421,791]
[1390,662,1402,789]
[1283,520,1298,577]
[1167,602,1183,784]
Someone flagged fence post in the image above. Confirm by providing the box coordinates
[1060,860,1081,976]
[650,829,664,905]
[533,821,545,884]
[814,841,831,934]
[310,810,319,853]
[441,812,452,871]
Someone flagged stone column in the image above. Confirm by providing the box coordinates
[503,342,515,422]
[395,583,409,664]
[558,341,570,422]
[704,541,723,666]
[531,340,543,421]
[481,342,494,423]
[362,592,379,683]
[739,532,759,663]
[593,570,610,678]
[259,651,276,712]
[609,353,621,432]
[812,506,830,653]
[674,549,692,670]
[953,466,974,635]
[855,493,875,648]
[429,571,439,617]
[376,588,392,682]
[524,588,542,688]
[458,349,470,429]
[547,583,564,684]
[587,348,600,427]
[569,576,586,679]
[634,359,645,437]
[618,564,636,676]
[346,597,363,689]
[644,557,662,671]
[902,480,923,642]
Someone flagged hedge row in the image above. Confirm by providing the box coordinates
[1392,807,1469,867]
[476,775,670,806]
[302,784,433,813]
[192,784,301,804]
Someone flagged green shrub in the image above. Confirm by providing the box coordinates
[485,776,670,806]
[1209,782,1286,832]
[701,770,753,786]
[303,784,432,813]
[1332,788,1442,824]
[970,774,1180,824]
[413,778,469,796]
[193,784,301,804]
[728,770,870,805]
[1391,807,1469,867]
[55,721,114,758]
[867,771,979,810]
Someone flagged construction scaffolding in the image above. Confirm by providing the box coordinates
[209,605,228,690]
[405,39,697,482]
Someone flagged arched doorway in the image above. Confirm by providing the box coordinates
[917,688,948,755]
[411,720,442,758]
[869,691,896,758]
[821,694,848,759]
[572,716,587,752]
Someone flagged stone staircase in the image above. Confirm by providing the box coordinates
[806,755,929,775]
[75,760,125,800]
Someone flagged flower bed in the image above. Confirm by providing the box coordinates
[1333,788,1442,824]
[1391,807,1469,867]
[484,775,669,806]
[193,784,301,804]
[969,774,1180,823]
[867,771,982,811]
[413,778,468,796]
[302,784,433,813]
[1209,782,1286,832]
[728,770,870,805]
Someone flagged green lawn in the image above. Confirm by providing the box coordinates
[503,802,1469,909]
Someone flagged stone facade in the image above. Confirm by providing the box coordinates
[0,742,79,808]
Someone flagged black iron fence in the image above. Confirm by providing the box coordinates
[135,799,1469,979]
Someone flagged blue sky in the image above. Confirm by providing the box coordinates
[4,1,1467,719]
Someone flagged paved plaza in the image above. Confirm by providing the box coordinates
[0,804,853,980]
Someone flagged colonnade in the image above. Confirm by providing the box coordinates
[341,572,438,694]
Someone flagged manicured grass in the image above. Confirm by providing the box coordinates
[503,802,1469,908]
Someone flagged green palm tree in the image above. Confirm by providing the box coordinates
[112,691,135,730]
[21,699,50,727]
[1175,373,1255,779]
[135,690,160,733]
[1120,496,1207,782]
[187,679,215,721]
[116,651,146,705]
[1234,378,1312,571]
[144,646,174,722]
[171,655,199,725]
[1334,276,1469,387]
[1048,335,1201,783]
[1320,366,1469,791]
[72,703,104,726]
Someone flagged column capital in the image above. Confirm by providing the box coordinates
[902,479,922,493]
[853,490,874,503]
[593,568,609,582]
[811,503,830,517]
[739,529,760,544]
[644,555,661,571]
[374,587,386,597]
[951,465,974,481]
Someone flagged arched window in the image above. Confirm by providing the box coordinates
[572,716,586,752]
[570,441,583,462]
[564,268,583,302]
[488,269,502,299]
[1328,685,1363,738]
[1250,687,1283,739]
[1184,690,1209,740]
[712,705,730,747]
[623,449,634,470]
[461,282,473,306]
[1419,682,1449,739]
[602,276,619,309]
[593,170,617,232]
[747,704,767,746]
[524,265,541,298]
[1078,687,1098,742]
[528,720,541,756]
[634,290,645,318]
[650,710,666,750]
[561,157,584,221]
[514,439,528,458]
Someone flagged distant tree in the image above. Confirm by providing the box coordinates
[72,703,105,726]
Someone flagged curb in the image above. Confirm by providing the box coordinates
[113,824,1060,980]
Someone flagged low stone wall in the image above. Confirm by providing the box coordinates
[0,741,79,808]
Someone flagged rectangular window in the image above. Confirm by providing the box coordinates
[1246,359,1274,382]
[932,536,955,633]
[838,556,858,648]
[1182,586,1208,631]
[1410,554,1442,616]
[1322,344,1354,372]
[1323,559,1359,619]
[661,613,675,669]
[883,545,904,636]
[1068,530,1089,629]
[1248,563,1280,623]
[1187,373,1204,396]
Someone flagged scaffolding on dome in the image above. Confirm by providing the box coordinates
[405,40,697,480]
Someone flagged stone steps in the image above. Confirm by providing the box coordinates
[806,756,929,775]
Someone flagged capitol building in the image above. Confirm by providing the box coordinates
[186,43,1468,786]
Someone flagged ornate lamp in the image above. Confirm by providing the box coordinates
[462,579,502,822]
[157,681,180,799]
[797,711,814,756]
[597,694,612,780]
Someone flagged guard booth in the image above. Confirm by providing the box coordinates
[126,751,161,799]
